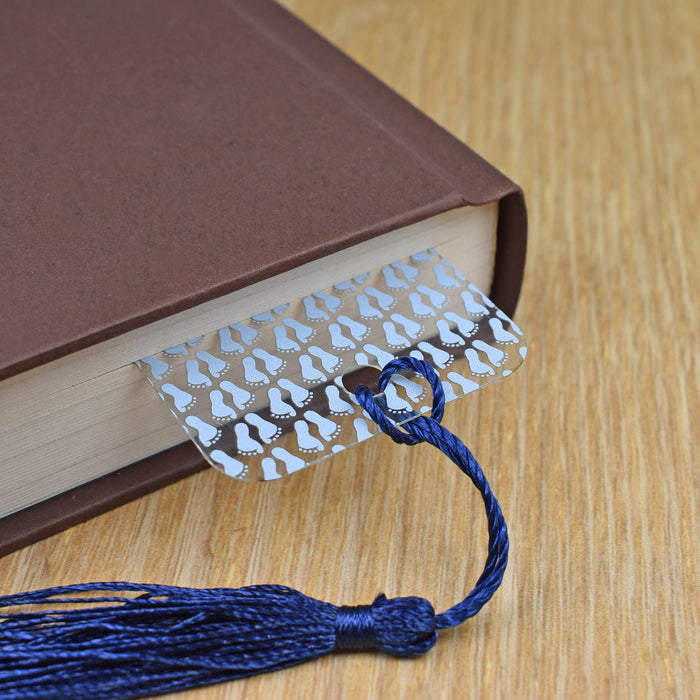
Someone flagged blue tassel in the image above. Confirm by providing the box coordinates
[0,585,436,698]
[0,357,508,699]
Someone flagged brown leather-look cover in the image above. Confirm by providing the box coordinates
[0,0,526,556]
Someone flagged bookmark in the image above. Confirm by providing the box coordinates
[135,249,526,480]
[0,252,525,700]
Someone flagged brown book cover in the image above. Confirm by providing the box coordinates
[0,0,526,556]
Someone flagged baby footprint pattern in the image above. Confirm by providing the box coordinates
[137,249,526,481]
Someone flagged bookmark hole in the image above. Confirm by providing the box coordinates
[340,365,382,396]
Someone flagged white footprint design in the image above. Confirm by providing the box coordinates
[433,264,461,289]
[185,359,211,388]
[328,323,355,351]
[308,346,342,373]
[252,348,286,375]
[497,308,524,336]
[325,385,354,415]
[245,413,282,443]
[196,351,228,378]
[337,315,369,341]
[468,283,495,309]
[230,322,260,346]
[464,348,495,377]
[416,284,448,309]
[185,415,221,447]
[267,387,296,418]
[277,378,311,407]
[363,343,394,368]
[384,384,412,413]
[436,319,465,347]
[334,280,356,294]
[302,295,329,322]
[293,420,324,453]
[391,260,420,282]
[234,423,263,455]
[353,417,373,442]
[353,351,370,367]
[391,313,423,339]
[473,340,507,367]
[442,380,458,402]
[382,266,409,290]
[141,356,171,380]
[365,286,396,310]
[417,341,452,369]
[392,373,426,402]
[209,390,237,422]
[460,290,489,317]
[219,381,253,410]
[164,345,189,358]
[271,447,307,474]
[251,311,275,324]
[161,383,195,412]
[261,458,281,480]
[242,356,269,386]
[299,354,326,383]
[382,321,410,349]
[439,257,466,281]
[488,317,519,344]
[273,325,301,353]
[356,294,383,320]
[210,450,246,478]
[283,317,316,343]
[314,290,343,312]
[411,251,433,264]
[446,371,480,394]
[218,328,244,355]
[443,311,477,338]
[304,410,341,441]
[408,292,436,318]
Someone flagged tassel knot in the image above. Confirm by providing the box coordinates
[334,595,437,655]
[335,604,376,650]
[371,594,438,656]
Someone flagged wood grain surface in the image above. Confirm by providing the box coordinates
[2,0,698,697]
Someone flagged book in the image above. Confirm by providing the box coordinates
[0,0,526,557]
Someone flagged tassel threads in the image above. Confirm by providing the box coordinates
[0,585,436,699]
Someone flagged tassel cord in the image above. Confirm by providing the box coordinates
[0,356,508,699]
[353,357,509,629]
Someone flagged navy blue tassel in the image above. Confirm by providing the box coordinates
[0,357,508,699]
[0,585,436,698]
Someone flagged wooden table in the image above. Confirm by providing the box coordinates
[3,0,698,696]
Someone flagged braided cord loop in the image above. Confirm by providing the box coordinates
[354,356,509,628]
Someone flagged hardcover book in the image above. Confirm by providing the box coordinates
[0,0,526,556]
